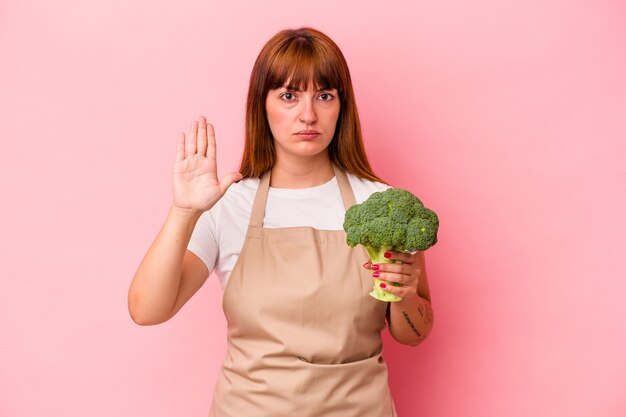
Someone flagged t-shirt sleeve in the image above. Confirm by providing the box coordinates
[186,210,218,273]
[348,173,392,204]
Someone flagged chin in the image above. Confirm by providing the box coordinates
[277,142,329,158]
[295,145,331,158]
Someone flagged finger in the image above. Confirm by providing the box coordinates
[206,122,217,174]
[362,260,372,270]
[186,120,198,158]
[376,280,404,295]
[384,251,416,264]
[176,132,185,163]
[197,116,208,157]
[373,262,412,275]
[377,281,412,299]
[373,271,408,286]
[219,172,243,196]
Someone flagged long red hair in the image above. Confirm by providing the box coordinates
[239,27,384,183]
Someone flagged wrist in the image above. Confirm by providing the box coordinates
[393,293,422,308]
[169,205,203,222]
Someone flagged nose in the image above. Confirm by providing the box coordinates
[298,97,318,124]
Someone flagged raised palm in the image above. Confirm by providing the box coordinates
[172,117,242,213]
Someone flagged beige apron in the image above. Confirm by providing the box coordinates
[209,165,397,416]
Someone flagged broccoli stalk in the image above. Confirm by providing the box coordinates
[364,244,405,302]
[364,245,394,265]
[343,188,439,302]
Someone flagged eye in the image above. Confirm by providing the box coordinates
[318,92,334,101]
[280,91,296,101]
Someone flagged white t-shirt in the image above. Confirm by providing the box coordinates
[187,172,390,290]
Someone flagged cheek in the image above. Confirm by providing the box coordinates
[267,115,283,135]
[328,103,340,124]
[326,107,341,130]
[266,113,288,141]
[268,115,282,126]
[266,106,284,129]
[265,98,277,126]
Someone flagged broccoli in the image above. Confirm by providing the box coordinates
[343,188,439,302]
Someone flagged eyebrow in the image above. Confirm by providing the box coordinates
[282,85,334,92]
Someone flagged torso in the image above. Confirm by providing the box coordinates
[208,166,397,416]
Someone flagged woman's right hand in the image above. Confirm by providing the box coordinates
[172,116,242,215]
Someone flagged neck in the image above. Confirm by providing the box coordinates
[270,153,335,188]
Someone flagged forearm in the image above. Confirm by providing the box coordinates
[388,294,434,346]
[128,206,202,325]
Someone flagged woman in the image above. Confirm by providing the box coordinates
[128,27,434,416]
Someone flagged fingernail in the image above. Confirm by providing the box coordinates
[372,264,379,271]
[380,283,387,288]
[373,271,380,278]
[384,252,392,259]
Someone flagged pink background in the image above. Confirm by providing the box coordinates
[1,0,625,416]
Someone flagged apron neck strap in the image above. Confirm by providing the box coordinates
[250,170,271,227]
[333,164,357,210]
[249,164,357,227]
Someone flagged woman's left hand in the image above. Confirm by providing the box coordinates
[363,251,421,299]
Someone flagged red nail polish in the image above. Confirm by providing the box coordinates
[380,283,387,288]
[372,264,379,271]
[384,252,392,259]
[373,271,380,278]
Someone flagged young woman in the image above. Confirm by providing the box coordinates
[128,27,434,417]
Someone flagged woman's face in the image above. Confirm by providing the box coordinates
[265,83,340,162]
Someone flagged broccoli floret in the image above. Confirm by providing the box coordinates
[343,188,439,302]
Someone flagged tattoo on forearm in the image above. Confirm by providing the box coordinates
[420,303,434,325]
[402,311,424,340]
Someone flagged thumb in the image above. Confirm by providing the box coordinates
[219,172,243,195]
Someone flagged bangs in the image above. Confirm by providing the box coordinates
[265,38,341,92]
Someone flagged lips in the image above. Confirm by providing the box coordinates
[296,130,320,139]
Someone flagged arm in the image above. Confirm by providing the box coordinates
[368,251,434,346]
[128,207,209,325]
[127,116,241,325]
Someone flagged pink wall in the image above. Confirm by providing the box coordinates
[1,0,625,416]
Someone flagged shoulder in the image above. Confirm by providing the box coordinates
[346,172,392,204]
[222,177,259,202]
[206,177,260,220]
[220,177,261,206]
